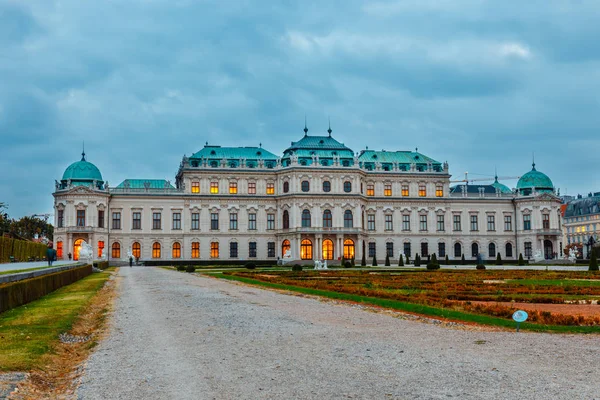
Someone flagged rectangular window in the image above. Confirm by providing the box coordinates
[98,241,105,257]
[386,242,394,257]
[385,215,393,231]
[153,212,161,230]
[453,215,461,231]
[524,241,532,258]
[367,184,375,196]
[421,242,429,257]
[543,214,550,230]
[438,242,446,258]
[402,215,410,231]
[504,215,512,231]
[419,215,427,231]
[248,213,257,230]
[266,183,275,195]
[435,185,443,197]
[57,241,63,258]
[191,242,200,258]
[191,213,199,230]
[77,210,85,227]
[470,215,478,231]
[112,212,121,229]
[267,242,275,258]
[367,214,375,231]
[384,184,392,196]
[211,213,219,230]
[210,181,219,194]
[172,212,181,230]
[248,182,256,194]
[229,213,238,230]
[249,242,257,258]
[419,185,426,197]
[401,185,409,196]
[523,215,531,230]
[437,215,445,231]
[403,242,411,257]
[267,213,275,230]
[368,242,376,258]
[229,182,238,194]
[132,212,141,230]
[230,242,238,258]
[211,242,219,258]
[98,210,104,228]
[487,215,495,231]
[57,210,64,228]
[191,181,200,193]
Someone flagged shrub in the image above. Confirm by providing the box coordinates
[372,255,378,267]
[405,254,410,265]
[476,264,486,270]
[344,261,352,269]
[496,253,502,266]
[590,249,598,271]
[414,254,421,267]
[292,264,303,271]
[461,254,465,265]
[385,254,390,266]
[518,253,525,266]
[398,254,404,266]
[245,262,256,270]
[185,265,196,273]
[176,265,186,271]
[427,254,440,270]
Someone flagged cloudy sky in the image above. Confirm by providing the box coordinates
[2,0,599,218]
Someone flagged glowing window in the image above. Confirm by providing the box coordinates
[112,242,121,258]
[132,242,141,258]
[402,185,409,196]
[191,242,200,258]
[152,242,161,258]
[172,242,181,259]
[98,241,104,258]
[343,239,355,259]
[248,182,256,194]
[419,185,426,197]
[367,184,374,196]
[266,182,275,195]
[322,239,334,260]
[191,181,200,193]
[436,186,443,197]
[282,239,291,257]
[57,241,63,258]
[384,184,392,196]
[211,242,219,258]
[301,239,313,260]
[210,181,219,194]
[229,182,237,194]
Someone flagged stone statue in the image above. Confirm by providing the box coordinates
[79,240,94,264]
[533,250,544,263]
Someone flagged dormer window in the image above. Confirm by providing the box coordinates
[210,150,216,155]
[256,151,262,156]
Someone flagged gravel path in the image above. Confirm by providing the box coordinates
[77,267,600,400]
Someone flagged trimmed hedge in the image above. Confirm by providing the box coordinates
[93,261,109,270]
[0,237,48,263]
[0,265,93,313]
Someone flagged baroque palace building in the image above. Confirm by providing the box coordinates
[52,127,563,264]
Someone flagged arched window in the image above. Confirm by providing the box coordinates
[172,242,181,259]
[323,210,332,228]
[283,210,290,229]
[322,181,331,192]
[488,243,496,258]
[152,242,161,258]
[505,242,513,258]
[132,242,141,258]
[344,239,355,259]
[322,239,334,260]
[344,210,353,228]
[191,242,200,258]
[301,239,313,260]
[471,243,479,258]
[454,243,462,258]
[302,209,311,227]
[282,239,291,257]
[344,181,352,192]
[301,180,310,192]
[112,242,121,258]
[283,181,289,193]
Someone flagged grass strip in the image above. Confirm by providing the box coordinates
[213,273,600,334]
[0,270,113,371]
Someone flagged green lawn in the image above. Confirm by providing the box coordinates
[0,270,112,371]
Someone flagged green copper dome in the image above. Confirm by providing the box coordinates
[517,163,553,194]
[491,177,512,194]
[62,152,103,182]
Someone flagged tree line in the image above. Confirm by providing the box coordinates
[0,203,54,241]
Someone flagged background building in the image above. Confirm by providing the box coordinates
[562,192,600,258]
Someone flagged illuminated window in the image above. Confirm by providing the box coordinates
[283,181,289,193]
[401,185,409,196]
[210,181,219,194]
[132,242,141,258]
[211,242,219,258]
[323,210,332,228]
[301,239,313,260]
[266,182,275,195]
[191,242,200,258]
[112,242,121,258]
[98,210,104,228]
[191,181,200,193]
[132,212,141,230]
[282,239,291,257]
[229,182,237,194]
[367,184,374,196]
[152,242,161,258]
[153,212,161,230]
[301,181,310,192]
[384,184,392,196]
[419,185,426,197]
[436,186,443,197]
[248,182,256,194]
[344,181,352,193]
[172,242,181,258]
[112,212,121,229]
[323,181,331,193]
[98,241,104,258]
[229,242,238,258]
[57,241,63,258]
[343,239,355,259]
[322,239,333,260]
[77,210,85,227]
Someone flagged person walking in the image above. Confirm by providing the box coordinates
[46,244,54,266]
[129,256,133,267]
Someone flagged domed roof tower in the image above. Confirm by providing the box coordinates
[57,150,104,190]
[491,175,512,194]
[516,162,554,195]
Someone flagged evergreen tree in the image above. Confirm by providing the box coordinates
[398,254,404,266]
[405,254,410,265]
[496,253,502,266]
[590,249,598,271]
[414,254,421,267]
[518,253,525,266]
[427,253,440,270]
[461,254,465,265]
[372,255,378,267]
[445,255,450,265]
[385,253,390,266]
[361,251,367,267]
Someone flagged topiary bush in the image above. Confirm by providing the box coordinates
[176,265,186,271]
[476,264,486,270]
[398,254,404,266]
[496,253,503,266]
[445,255,449,265]
[405,255,410,265]
[461,254,465,265]
[245,262,256,270]
[518,253,525,266]
[292,264,303,271]
[372,255,378,267]
[385,254,390,266]
[361,252,367,267]
[414,254,421,267]
[426,254,440,270]
[185,265,196,273]
[344,261,352,268]
[590,249,598,271]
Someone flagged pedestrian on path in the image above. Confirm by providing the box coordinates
[46,244,56,266]
[129,256,133,267]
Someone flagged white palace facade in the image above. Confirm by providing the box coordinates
[52,128,563,264]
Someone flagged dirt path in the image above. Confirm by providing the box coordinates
[77,267,600,400]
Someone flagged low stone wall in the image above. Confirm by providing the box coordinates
[0,264,93,314]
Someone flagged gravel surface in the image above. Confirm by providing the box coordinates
[77,267,600,400]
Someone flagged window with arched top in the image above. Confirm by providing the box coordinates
[505,243,513,258]
[488,243,496,258]
[302,209,311,227]
[322,239,333,260]
[343,239,355,259]
[301,239,313,260]
[323,210,332,228]
[283,181,289,193]
[301,181,310,192]
[322,181,331,192]
[344,210,353,228]
[172,242,181,259]
[282,239,291,257]
[152,242,161,258]
[112,242,121,258]
[132,242,141,258]
[454,243,462,258]
[344,181,352,193]
[283,210,290,229]
[471,243,479,258]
